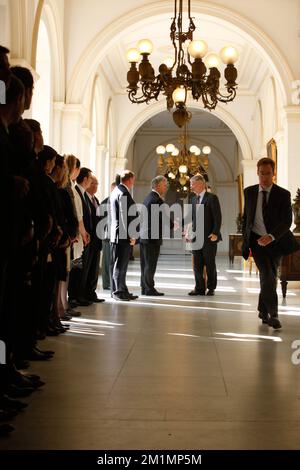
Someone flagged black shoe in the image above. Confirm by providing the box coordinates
[206,290,215,296]
[145,290,164,296]
[65,308,81,317]
[127,293,139,300]
[258,312,269,324]
[0,423,14,436]
[0,409,18,421]
[268,317,282,329]
[68,300,78,308]
[25,348,52,361]
[188,290,205,296]
[89,296,105,303]
[112,293,131,301]
[14,359,30,370]
[0,396,28,411]
[5,385,35,398]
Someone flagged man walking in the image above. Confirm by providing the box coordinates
[242,157,299,329]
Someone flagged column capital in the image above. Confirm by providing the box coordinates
[283,106,300,122]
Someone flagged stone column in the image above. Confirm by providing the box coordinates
[283,106,300,200]
[240,159,258,189]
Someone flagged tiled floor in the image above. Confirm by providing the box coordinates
[1,255,300,450]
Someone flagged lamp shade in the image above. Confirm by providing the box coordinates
[171,148,179,156]
[205,53,221,69]
[166,143,176,153]
[202,145,211,155]
[220,45,239,64]
[189,145,198,153]
[172,86,186,104]
[194,147,201,156]
[156,145,166,154]
[126,48,140,63]
[137,39,153,54]
[188,40,208,59]
[179,165,188,174]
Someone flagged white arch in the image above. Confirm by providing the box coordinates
[32,0,65,101]
[118,100,252,167]
[67,0,293,106]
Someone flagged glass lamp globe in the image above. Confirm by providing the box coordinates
[202,146,211,155]
[179,165,188,174]
[156,145,166,155]
[220,46,239,64]
[172,86,186,104]
[126,48,140,63]
[166,143,176,153]
[137,39,153,55]
[194,147,201,156]
[205,53,221,69]
[188,40,208,59]
[172,148,179,156]
[189,145,198,153]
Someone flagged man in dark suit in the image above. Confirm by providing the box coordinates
[187,174,222,296]
[85,175,104,303]
[110,170,139,301]
[140,175,171,296]
[242,157,299,329]
[71,167,94,305]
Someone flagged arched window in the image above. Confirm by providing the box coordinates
[89,99,97,173]
[31,19,51,144]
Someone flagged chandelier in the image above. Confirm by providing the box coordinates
[156,123,211,195]
[126,0,239,127]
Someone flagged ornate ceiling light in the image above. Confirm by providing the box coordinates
[126,0,239,127]
[156,123,211,194]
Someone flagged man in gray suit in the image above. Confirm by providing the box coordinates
[188,174,222,296]
[109,170,138,301]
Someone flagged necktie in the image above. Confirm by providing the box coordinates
[262,190,268,228]
[84,192,92,216]
[197,195,201,204]
[92,196,98,210]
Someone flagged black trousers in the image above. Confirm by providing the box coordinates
[192,241,217,292]
[250,232,281,317]
[86,244,101,299]
[140,243,160,293]
[110,242,131,295]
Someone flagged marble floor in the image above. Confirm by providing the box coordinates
[1,254,300,450]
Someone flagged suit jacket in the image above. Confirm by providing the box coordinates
[110,184,138,244]
[86,194,102,250]
[191,191,222,246]
[75,185,93,235]
[242,183,299,259]
[140,190,174,245]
